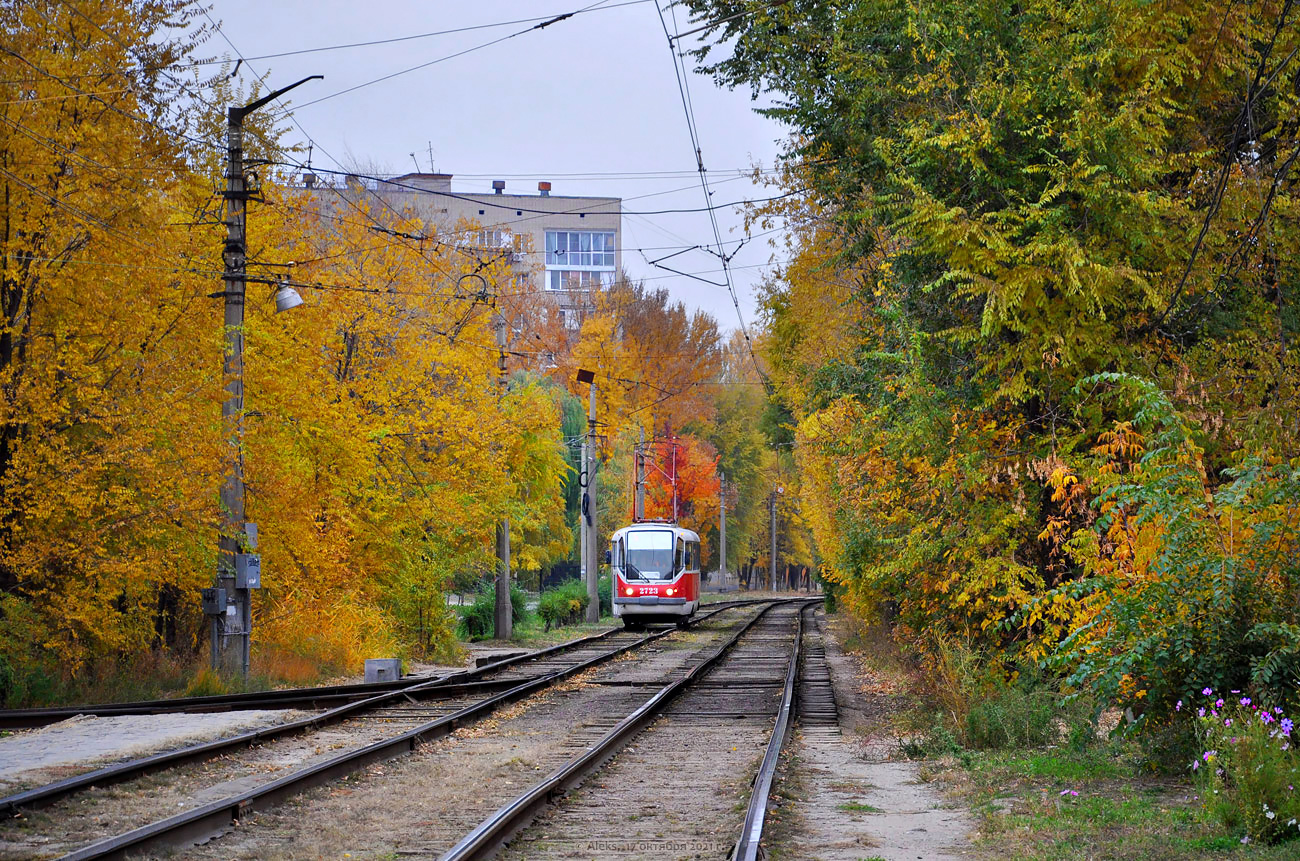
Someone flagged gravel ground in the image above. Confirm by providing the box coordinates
[0,710,304,796]
[497,604,803,860]
[97,607,764,860]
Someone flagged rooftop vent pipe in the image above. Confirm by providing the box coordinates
[492,180,506,194]
[538,181,552,196]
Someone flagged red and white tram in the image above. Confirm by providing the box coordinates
[609,522,701,628]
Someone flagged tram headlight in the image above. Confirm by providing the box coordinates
[666,587,675,596]
[625,587,635,596]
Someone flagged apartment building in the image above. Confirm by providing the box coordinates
[304,171,621,330]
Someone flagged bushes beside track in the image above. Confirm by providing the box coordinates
[537,579,589,632]
[457,583,529,640]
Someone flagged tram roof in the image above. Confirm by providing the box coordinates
[611,521,700,542]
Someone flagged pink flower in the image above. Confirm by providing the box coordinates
[1241,697,1252,706]
[1216,699,1225,708]
[1203,687,1214,696]
[1176,700,1183,711]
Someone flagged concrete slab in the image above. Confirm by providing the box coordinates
[0,710,297,792]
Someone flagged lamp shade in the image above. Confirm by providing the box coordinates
[274,285,304,313]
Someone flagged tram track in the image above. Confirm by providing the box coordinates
[0,599,769,731]
[0,600,771,818]
[483,601,815,861]
[0,601,780,860]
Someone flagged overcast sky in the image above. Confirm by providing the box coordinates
[201,0,791,332]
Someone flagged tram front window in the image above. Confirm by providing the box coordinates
[624,530,675,580]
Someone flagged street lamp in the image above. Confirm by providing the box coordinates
[274,284,304,313]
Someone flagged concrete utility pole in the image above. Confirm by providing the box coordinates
[584,381,599,622]
[579,427,589,595]
[769,488,779,592]
[634,427,646,521]
[671,440,679,522]
[209,76,320,678]
[494,312,512,639]
[718,471,727,588]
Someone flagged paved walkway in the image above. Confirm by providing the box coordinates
[0,710,293,790]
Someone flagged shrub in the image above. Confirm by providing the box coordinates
[538,579,589,632]
[1192,689,1300,845]
[183,668,230,698]
[919,637,1084,752]
[1048,375,1300,721]
[597,573,612,616]
[964,684,1059,750]
[457,582,529,640]
[510,583,528,623]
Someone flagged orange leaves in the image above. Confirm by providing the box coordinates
[641,434,720,536]
[1095,422,1144,476]
[555,281,723,437]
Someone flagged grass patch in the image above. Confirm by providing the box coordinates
[931,740,1300,859]
[502,614,612,648]
[837,801,884,813]
[841,616,1300,858]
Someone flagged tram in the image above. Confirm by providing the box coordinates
[608,521,702,628]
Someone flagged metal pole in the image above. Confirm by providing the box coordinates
[634,427,646,521]
[769,490,777,593]
[494,313,512,639]
[579,430,588,596]
[719,471,726,589]
[584,384,599,622]
[671,438,678,522]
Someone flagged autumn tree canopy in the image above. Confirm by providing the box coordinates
[686,0,1300,714]
[0,1,572,697]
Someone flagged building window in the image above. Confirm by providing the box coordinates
[470,228,512,248]
[545,230,615,291]
[547,269,614,291]
[545,231,615,268]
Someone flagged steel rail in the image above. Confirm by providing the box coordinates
[439,597,820,861]
[49,602,769,861]
[1,603,764,819]
[0,630,612,817]
[733,602,809,860]
[0,599,763,729]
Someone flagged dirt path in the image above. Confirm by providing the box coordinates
[770,610,973,860]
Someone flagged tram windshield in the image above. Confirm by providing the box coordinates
[623,530,675,580]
